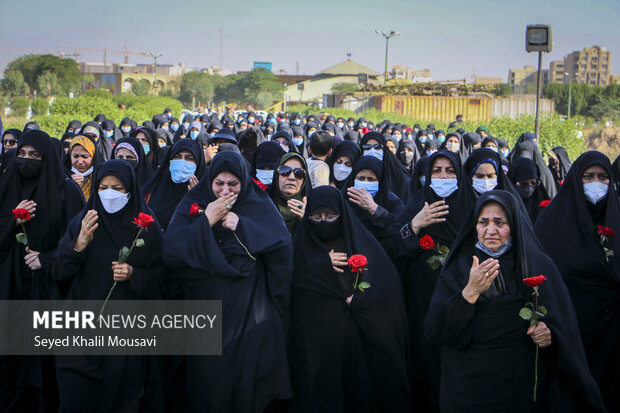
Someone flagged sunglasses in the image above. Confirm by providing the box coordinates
[308,214,340,223]
[362,143,382,150]
[516,179,541,187]
[278,165,307,179]
[3,139,17,146]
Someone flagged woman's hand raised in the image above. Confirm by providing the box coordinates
[462,256,500,304]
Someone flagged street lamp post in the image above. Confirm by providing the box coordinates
[564,72,573,118]
[375,30,401,85]
[148,52,163,94]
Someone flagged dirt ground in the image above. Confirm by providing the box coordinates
[586,126,619,162]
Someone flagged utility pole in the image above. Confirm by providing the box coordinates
[375,30,401,85]
[534,51,543,137]
[148,52,163,94]
[525,25,552,139]
[564,72,573,118]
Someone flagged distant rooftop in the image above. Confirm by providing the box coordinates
[317,59,380,76]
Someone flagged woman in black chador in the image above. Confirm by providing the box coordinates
[288,186,411,413]
[163,151,293,412]
[535,151,619,412]
[426,190,606,413]
[52,160,164,411]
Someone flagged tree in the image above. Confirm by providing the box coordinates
[542,82,563,100]
[493,83,513,97]
[1,70,29,97]
[132,80,152,96]
[331,82,359,95]
[178,72,216,106]
[4,54,82,95]
[240,68,285,108]
[37,71,61,98]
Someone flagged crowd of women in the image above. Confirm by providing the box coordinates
[0,109,618,412]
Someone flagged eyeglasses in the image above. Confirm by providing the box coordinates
[308,214,340,222]
[277,165,307,179]
[3,139,17,146]
[362,144,382,151]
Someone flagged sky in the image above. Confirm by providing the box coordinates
[0,0,618,82]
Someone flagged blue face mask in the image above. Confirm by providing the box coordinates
[170,124,179,132]
[428,134,434,140]
[294,119,301,125]
[430,178,458,198]
[293,137,304,147]
[475,237,512,258]
[190,130,199,140]
[183,122,190,130]
[501,149,509,158]
[364,148,383,161]
[426,150,436,157]
[169,159,197,183]
[104,130,114,138]
[419,176,426,186]
[392,134,402,142]
[143,144,150,155]
[354,180,379,197]
[256,169,273,185]
[438,135,446,143]
[419,135,428,143]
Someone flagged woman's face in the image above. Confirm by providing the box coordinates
[17,144,41,159]
[385,140,397,154]
[476,202,510,249]
[483,141,497,149]
[335,155,352,167]
[582,165,609,186]
[355,169,378,182]
[447,136,460,146]
[136,132,149,147]
[71,145,93,173]
[212,172,241,198]
[473,163,497,180]
[278,158,305,197]
[98,175,126,193]
[3,133,18,151]
[171,149,196,164]
[430,156,457,179]
[366,138,380,146]
[116,148,137,161]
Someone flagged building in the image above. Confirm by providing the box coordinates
[563,46,611,86]
[79,62,186,94]
[391,65,432,83]
[507,66,548,94]
[283,59,381,105]
[473,76,503,86]
[548,60,565,84]
[610,75,620,85]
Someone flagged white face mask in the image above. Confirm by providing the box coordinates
[583,181,608,204]
[472,178,498,194]
[392,134,402,142]
[364,148,383,161]
[446,142,460,152]
[255,169,273,185]
[71,166,94,177]
[333,164,352,181]
[98,189,130,214]
[429,178,458,198]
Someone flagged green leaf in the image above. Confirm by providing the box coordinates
[15,233,28,246]
[519,307,534,321]
[536,311,546,318]
[135,238,145,247]
[530,318,538,327]
[427,256,442,270]
[538,306,548,315]
[118,246,130,263]
[438,245,450,256]
[359,282,371,290]
[358,285,365,292]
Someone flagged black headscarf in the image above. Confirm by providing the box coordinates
[101,118,120,145]
[439,131,467,164]
[269,152,310,236]
[425,190,607,412]
[613,154,620,196]
[342,155,404,242]
[508,157,549,224]
[82,120,113,161]
[130,127,160,169]
[289,186,411,412]
[509,132,557,199]
[251,141,285,182]
[408,155,430,197]
[64,120,82,135]
[461,132,482,159]
[1,129,21,171]
[162,151,293,411]
[534,151,619,411]
[119,117,135,137]
[0,129,85,300]
[143,139,206,231]
[237,126,267,164]
[112,137,154,189]
[397,139,421,174]
[328,140,361,189]
[549,146,572,186]
[360,132,410,200]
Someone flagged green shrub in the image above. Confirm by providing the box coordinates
[10,97,30,117]
[31,98,49,116]
[84,88,113,99]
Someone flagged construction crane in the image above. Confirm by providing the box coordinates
[57,46,148,69]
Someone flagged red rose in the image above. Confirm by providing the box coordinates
[348,254,368,272]
[253,178,268,191]
[523,275,547,288]
[190,203,204,216]
[132,212,155,229]
[597,225,616,238]
[539,200,550,208]
[361,127,370,135]
[559,180,564,186]
[12,208,31,221]
[419,234,435,250]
